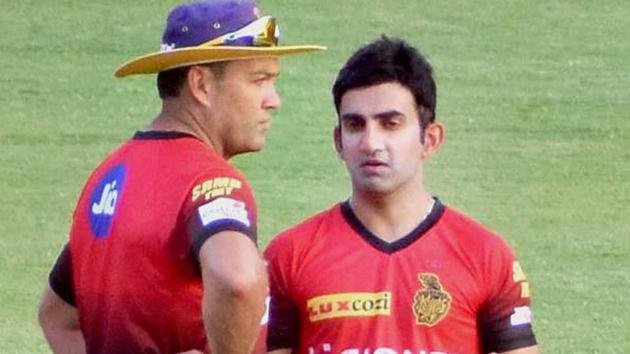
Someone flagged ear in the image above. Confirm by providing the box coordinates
[421,121,445,159]
[333,125,344,160]
[186,65,214,107]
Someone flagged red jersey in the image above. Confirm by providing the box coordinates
[49,131,266,353]
[265,199,536,354]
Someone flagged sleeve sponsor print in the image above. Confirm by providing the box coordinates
[191,177,243,202]
[197,197,251,228]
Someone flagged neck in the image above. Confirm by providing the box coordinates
[146,99,225,158]
[349,183,434,243]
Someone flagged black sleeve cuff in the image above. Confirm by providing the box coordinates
[191,221,255,263]
[48,243,76,306]
[482,316,537,352]
[266,295,300,351]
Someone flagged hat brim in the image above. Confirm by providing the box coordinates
[114,45,326,78]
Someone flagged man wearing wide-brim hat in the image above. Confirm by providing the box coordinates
[37,1,325,353]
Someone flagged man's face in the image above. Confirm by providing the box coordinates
[209,57,281,157]
[335,82,427,195]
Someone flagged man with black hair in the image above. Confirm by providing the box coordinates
[37,1,324,353]
[265,36,538,354]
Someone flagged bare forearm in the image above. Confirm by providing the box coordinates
[496,345,540,354]
[43,329,86,354]
[203,284,266,353]
[39,285,86,354]
[268,349,292,354]
[199,231,268,354]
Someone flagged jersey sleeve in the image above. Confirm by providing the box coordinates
[48,243,76,306]
[480,242,537,352]
[264,237,300,351]
[182,171,258,262]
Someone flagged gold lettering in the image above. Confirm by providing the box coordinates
[307,292,391,322]
[213,177,230,189]
[193,178,243,202]
[192,185,202,201]
[521,282,531,298]
[201,180,213,195]
[513,261,527,282]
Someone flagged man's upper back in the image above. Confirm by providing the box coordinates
[69,131,257,353]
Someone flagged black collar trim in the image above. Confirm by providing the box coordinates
[341,197,445,254]
[133,130,198,140]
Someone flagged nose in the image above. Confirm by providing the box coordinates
[262,84,281,110]
[358,122,384,154]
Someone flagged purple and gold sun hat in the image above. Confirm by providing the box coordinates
[115,0,326,78]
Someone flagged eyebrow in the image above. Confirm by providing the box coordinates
[341,110,404,121]
[251,70,280,79]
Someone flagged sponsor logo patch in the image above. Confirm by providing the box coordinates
[413,273,451,326]
[191,177,242,202]
[306,292,391,322]
[198,197,250,227]
[510,306,533,326]
[88,163,127,238]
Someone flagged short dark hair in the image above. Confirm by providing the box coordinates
[332,36,437,130]
[157,61,229,99]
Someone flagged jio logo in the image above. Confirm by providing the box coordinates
[88,164,127,238]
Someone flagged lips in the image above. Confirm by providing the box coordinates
[360,159,389,174]
[361,159,387,167]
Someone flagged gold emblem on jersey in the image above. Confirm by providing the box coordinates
[412,273,451,326]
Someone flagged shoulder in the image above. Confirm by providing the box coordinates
[438,205,526,297]
[441,206,513,246]
[168,141,253,202]
[264,204,342,259]
[439,206,517,258]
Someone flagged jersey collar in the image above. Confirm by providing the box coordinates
[133,130,198,140]
[340,197,445,254]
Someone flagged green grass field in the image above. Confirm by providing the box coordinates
[2,0,629,352]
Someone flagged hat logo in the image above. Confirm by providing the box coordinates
[160,43,176,52]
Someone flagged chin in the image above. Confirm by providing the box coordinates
[247,140,266,153]
[354,178,395,195]
[229,142,265,157]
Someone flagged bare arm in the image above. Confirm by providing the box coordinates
[497,345,540,354]
[268,349,292,354]
[38,284,85,354]
[200,230,268,354]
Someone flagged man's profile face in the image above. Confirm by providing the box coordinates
[208,57,281,157]
[335,82,426,195]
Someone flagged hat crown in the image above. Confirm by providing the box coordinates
[114,0,325,78]
[161,0,259,49]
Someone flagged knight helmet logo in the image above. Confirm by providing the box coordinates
[412,273,451,326]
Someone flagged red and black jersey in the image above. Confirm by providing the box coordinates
[49,131,265,354]
[265,198,536,354]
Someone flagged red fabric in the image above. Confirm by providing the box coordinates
[265,202,533,354]
[69,134,262,353]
